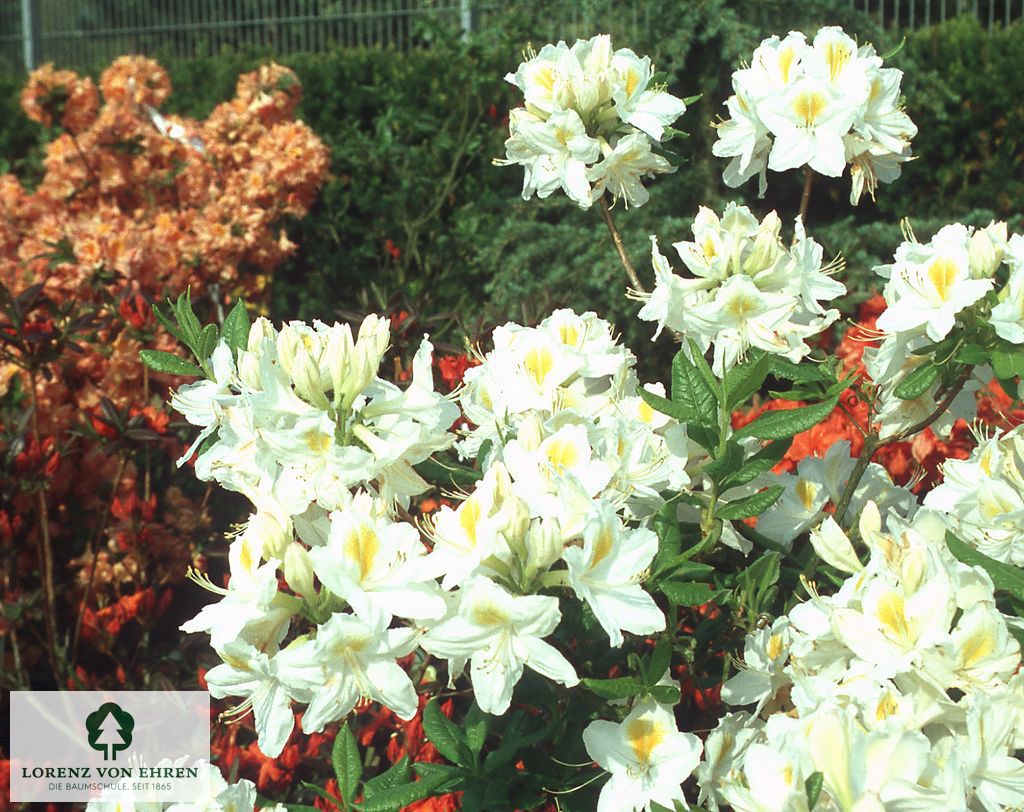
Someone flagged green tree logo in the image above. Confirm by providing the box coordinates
[86,702,134,761]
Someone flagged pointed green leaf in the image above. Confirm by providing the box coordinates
[805,771,824,809]
[139,349,203,377]
[646,638,672,686]
[893,361,939,400]
[198,323,219,363]
[672,347,718,427]
[151,303,186,343]
[725,351,773,410]
[717,485,785,520]
[639,386,692,423]
[992,350,1024,381]
[769,357,827,384]
[332,721,362,804]
[649,684,681,706]
[463,702,489,760]
[423,698,471,767]
[703,439,745,483]
[720,439,791,490]
[658,580,715,606]
[363,755,411,799]
[733,397,838,441]
[361,770,452,812]
[222,298,250,354]
[581,676,645,700]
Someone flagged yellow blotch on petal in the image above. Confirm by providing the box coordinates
[535,66,556,92]
[960,628,996,669]
[795,479,816,512]
[625,70,641,97]
[767,634,785,661]
[638,399,655,424]
[472,601,510,627]
[459,497,482,548]
[626,716,666,765]
[344,523,380,582]
[778,47,796,84]
[876,691,899,720]
[591,527,615,568]
[558,323,580,347]
[523,347,554,388]
[824,41,851,81]
[791,90,828,126]
[546,439,579,474]
[876,591,912,641]
[305,429,333,453]
[927,257,959,302]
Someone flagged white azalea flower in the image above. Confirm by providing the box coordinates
[583,700,703,812]
[420,576,578,714]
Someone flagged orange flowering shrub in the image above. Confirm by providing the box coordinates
[0,56,329,692]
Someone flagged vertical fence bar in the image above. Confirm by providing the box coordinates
[989,0,995,31]
[925,0,931,25]
[20,0,39,70]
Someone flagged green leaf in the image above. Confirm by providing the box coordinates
[198,322,220,363]
[733,397,837,441]
[956,343,990,365]
[946,532,1024,600]
[703,439,744,483]
[645,638,671,686]
[482,714,551,772]
[463,702,489,760]
[139,349,203,377]
[717,485,785,520]
[649,684,681,706]
[653,556,715,582]
[671,347,718,427]
[361,771,451,812]
[720,439,791,490]
[992,349,1024,381]
[639,386,692,424]
[172,289,203,346]
[581,676,645,700]
[363,755,411,800]
[423,699,471,767]
[222,298,250,354]
[893,361,939,400]
[805,771,824,809]
[651,503,682,576]
[687,338,722,400]
[686,423,720,454]
[658,580,715,606]
[768,357,826,384]
[151,302,186,343]
[725,351,773,410]
[332,721,362,804]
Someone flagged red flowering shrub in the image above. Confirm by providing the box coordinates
[0,57,329,696]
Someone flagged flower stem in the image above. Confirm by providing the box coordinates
[798,167,815,225]
[599,195,645,294]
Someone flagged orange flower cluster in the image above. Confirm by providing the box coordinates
[0,56,329,692]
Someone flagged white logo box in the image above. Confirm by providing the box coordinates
[10,691,211,803]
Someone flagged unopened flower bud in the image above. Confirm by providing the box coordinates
[283,542,315,598]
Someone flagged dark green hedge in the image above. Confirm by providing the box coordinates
[1,7,1021,370]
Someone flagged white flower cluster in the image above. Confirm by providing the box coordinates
[500,34,687,209]
[173,314,459,511]
[698,503,1024,811]
[926,423,1024,566]
[172,309,680,757]
[756,440,915,547]
[713,26,917,203]
[637,202,845,373]
[866,222,1022,439]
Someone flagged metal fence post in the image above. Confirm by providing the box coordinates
[460,0,476,43]
[20,0,40,70]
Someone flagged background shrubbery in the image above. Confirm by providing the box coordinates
[1,4,1021,369]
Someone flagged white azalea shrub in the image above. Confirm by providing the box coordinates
[700,504,1024,811]
[499,34,688,208]
[712,26,917,202]
[140,28,1024,812]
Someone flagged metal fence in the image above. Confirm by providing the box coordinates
[0,0,1021,74]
